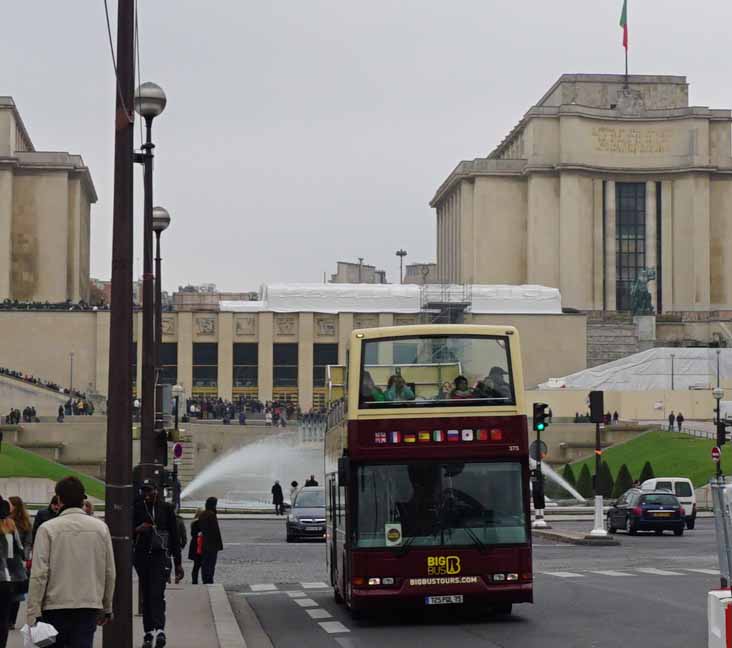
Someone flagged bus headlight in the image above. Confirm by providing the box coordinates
[492,574,506,582]
[368,578,381,586]
[506,573,519,581]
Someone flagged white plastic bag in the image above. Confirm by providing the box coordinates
[20,622,58,648]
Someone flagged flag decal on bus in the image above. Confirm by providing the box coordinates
[389,431,401,443]
[447,430,460,442]
[404,433,417,443]
[461,429,475,442]
[374,432,387,444]
[433,430,445,442]
[418,431,431,442]
[477,429,489,441]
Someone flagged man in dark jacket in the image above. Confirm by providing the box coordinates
[271,481,284,515]
[197,497,223,584]
[32,495,60,544]
[304,475,319,487]
[133,480,183,648]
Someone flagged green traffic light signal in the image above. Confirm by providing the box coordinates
[533,402,549,433]
[537,423,545,431]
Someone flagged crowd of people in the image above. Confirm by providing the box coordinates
[0,299,109,312]
[574,411,620,424]
[0,476,224,648]
[0,366,89,400]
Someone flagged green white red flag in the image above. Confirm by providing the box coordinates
[620,0,628,49]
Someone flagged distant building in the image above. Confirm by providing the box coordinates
[404,262,438,285]
[330,261,387,284]
[0,97,97,302]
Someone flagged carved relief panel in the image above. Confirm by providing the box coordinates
[195,316,217,336]
[235,315,257,337]
[354,314,379,330]
[315,315,337,338]
[161,316,176,337]
[274,314,297,337]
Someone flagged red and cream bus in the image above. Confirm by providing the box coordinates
[325,324,531,616]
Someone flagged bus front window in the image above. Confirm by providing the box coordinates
[355,462,527,548]
[358,335,515,409]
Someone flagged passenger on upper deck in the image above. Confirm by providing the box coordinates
[384,374,415,402]
[474,366,512,399]
[449,375,474,399]
[360,371,385,402]
[437,381,453,400]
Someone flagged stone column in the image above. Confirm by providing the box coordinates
[67,177,82,302]
[0,170,12,299]
[258,312,274,403]
[661,181,674,312]
[605,181,617,311]
[693,175,711,309]
[337,313,354,365]
[217,312,233,401]
[177,312,193,397]
[592,179,605,310]
[298,313,314,411]
[645,181,657,311]
[527,175,560,289]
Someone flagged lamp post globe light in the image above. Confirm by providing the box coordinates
[135,81,167,485]
[153,206,171,372]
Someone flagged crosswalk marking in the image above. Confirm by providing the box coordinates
[540,571,585,578]
[301,581,329,589]
[685,568,719,575]
[318,621,350,634]
[250,583,278,592]
[294,598,319,608]
[306,608,333,619]
[591,570,635,577]
[635,568,684,576]
[287,591,306,598]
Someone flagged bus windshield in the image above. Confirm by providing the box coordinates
[355,462,527,548]
[358,334,514,409]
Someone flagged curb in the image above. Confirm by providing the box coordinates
[208,584,248,648]
[533,528,621,546]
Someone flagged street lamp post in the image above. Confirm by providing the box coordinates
[670,353,675,390]
[152,207,171,373]
[134,82,167,485]
[69,352,74,394]
[396,249,407,284]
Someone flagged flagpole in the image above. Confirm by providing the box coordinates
[625,46,628,89]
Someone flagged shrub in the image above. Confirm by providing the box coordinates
[576,464,593,499]
[562,464,577,489]
[596,461,615,498]
[639,460,655,483]
[612,464,634,499]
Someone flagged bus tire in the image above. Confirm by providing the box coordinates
[333,588,344,604]
[494,603,512,616]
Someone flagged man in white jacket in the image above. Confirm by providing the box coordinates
[26,476,116,648]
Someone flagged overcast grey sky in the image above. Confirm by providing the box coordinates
[3,1,731,291]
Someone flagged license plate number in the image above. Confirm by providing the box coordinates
[654,512,672,517]
[306,526,321,531]
[425,595,463,606]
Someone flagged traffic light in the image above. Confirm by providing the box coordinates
[533,402,549,433]
[589,391,604,423]
[717,420,728,448]
[155,427,169,466]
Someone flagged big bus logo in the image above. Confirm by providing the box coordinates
[427,556,461,576]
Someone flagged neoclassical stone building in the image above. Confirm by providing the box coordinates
[0,97,96,302]
[431,74,732,315]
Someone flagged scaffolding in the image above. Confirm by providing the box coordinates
[419,284,473,324]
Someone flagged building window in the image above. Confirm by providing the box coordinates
[273,343,298,387]
[313,343,338,387]
[616,182,646,311]
[193,343,218,389]
[158,343,177,385]
[233,343,258,388]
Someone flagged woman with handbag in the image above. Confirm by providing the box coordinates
[7,497,32,630]
[188,509,203,584]
[197,498,223,584]
[0,495,29,648]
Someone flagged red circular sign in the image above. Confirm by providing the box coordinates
[712,446,721,462]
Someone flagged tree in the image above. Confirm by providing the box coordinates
[597,461,615,498]
[576,464,593,499]
[612,464,634,499]
[639,460,655,484]
[562,464,577,489]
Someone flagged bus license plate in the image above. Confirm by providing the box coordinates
[654,512,672,517]
[425,595,463,606]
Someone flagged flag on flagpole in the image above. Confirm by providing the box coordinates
[619,0,628,49]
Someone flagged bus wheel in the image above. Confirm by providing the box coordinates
[494,603,512,616]
[333,588,344,604]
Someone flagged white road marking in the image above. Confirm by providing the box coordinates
[306,608,333,619]
[685,568,719,575]
[250,584,278,592]
[318,621,350,634]
[591,570,635,577]
[301,581,329,589]
[540,571,585,578]
[294,598,319,608]
[224,542,243,546]
[635,568,684,576]
[287,591,306,598]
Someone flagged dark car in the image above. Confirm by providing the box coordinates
[286,487,325,542]
[607,488,685,536]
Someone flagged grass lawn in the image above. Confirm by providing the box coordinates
[570,430,720,488]
[0,443,105,501]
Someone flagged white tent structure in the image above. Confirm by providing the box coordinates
[539,347,732,391]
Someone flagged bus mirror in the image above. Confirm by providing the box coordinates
[338,457,350,483]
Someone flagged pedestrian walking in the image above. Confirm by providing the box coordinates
[272,481,284,515]
[188,509,204,585]
[26,477,115,648]
[32,495,60,544]
[668,411,675,432]
[133,480,183,648]
[0,496,28,648]
[8,496,32,630]
[197,498,223,584]
[289,481,299,502]
[677,412,685,432]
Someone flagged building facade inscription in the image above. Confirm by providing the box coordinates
[275,314,297,336]
[592,127,672,154]
[235,315,256,336]
[315,315,337,338]
[161,316,176,336]
[195,316,216,336]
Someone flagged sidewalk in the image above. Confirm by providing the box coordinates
[8,583,245,648]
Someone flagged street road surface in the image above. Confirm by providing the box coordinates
[196,518,719,647]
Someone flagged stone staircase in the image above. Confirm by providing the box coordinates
[586,313,641,368]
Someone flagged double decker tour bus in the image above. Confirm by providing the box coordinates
[325,324,531,616]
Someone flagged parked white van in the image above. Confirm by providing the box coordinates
[640,477,696,529]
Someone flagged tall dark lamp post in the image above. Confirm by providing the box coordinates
[396,249,407,284]
[152,206,170,372]
[134,81,167,484]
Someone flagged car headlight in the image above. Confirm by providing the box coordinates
[287,514,298,523]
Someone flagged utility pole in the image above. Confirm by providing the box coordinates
[69,352,74,393]
[104,2,135,647]
[396,249,407,284]
[357,257,364,283]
